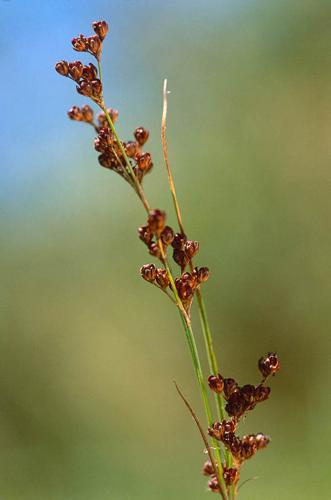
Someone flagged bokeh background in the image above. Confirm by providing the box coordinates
[1,1,330,498]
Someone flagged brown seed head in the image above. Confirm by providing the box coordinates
[92,20,109,41]
[208,421,225,441]
[193,266,210,283]
[184,240,199,259]
[136,152,152,171]
[160,226,174,246]
[138,225,153,245]
[255,433,270,449]
[225,392,245,418]
[77,80,93,97]
[202,461,215,477]
[55,60,69,76]
[72,34,88,52]
[67,106,83,121]
[91,78,102,97]
[208,374,224,394]
[208,476,220,493]
[258,352,280,378]
[149,242,161,258]
[124,141,139,158]
[148,209,166,235]
[223,467,239,486]
[81,104,94,123]
[240,384,256,407]
[155,268,170,289]
[87,35,102,57]
[134,127,149,146]
[98,153,116,169]
[140,263,157,282]
[69,61,84,81]
[254,385,271,402]
[223,378,240,400]
[82,63,98,81]
[173,249,189,268]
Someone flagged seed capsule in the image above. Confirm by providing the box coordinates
[55,60,69,76]
[193,266,210,283]
[208,374,224,394]
[92,20,109,40]
[149,242,161,258]
[82,63,98,81]
[69,61,84,81]
[184,240,199,259]
[223,378,239,400]
[134,127,149,146]
[87,35,102,57]
[72,34,87,52]
[254,385,271,402]
[223,467,239,486]
[155,268,170,288]
[208,476,220,493]
[173,249,189,268]
[202,461,215,476]
[161,226,174,246]
[136,152,152,171]
[125,141,138,158]
[67,106,83,121]
[258,352,280,378]
[140,263,157,282]
[148,209,166,235]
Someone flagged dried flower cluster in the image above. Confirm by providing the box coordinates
[139,209,209,312]
[56,20,280,500]
[204,353,280,493]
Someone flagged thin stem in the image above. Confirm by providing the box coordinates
[174,382,227,500]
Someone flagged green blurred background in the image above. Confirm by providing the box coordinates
[1,1,330,498]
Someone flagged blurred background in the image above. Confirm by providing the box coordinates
[1,1,330,498]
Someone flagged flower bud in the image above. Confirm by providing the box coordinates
[55,60,69,76]
[140,263,157,282]
[208,374,224,394]
[258,352,280,378]
[92,20,109,41]
[134,127,149,146]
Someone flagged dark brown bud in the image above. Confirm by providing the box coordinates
[223,378,240,400]
[138,225,153,245]
[208,374,224,394]
[155,268,170,289]
[223,467,239,486]
[136,152,152,171]
[258,352,280,378]
[91,78,102,97]
[125,141,139,158]
[173,249,189,268]
[171,233,186,250]
[67,106,83,121]
[208,476,220,493]
[134,127,149,146]
[175,279,193,301]
[148,209,166,235]
[223,432,241,455]
[254,385,271,402]
[77,80,92,97]
[55,60,69,76]
[161,226,174,246]
[82,63,98,81]
[149,243,161,258]
[184,240,199,259]
[72,34,87,52]
[69,61,84,81]
[92,20,109,41]
[87,35,102,57]
[81,104,94,123]
[202,461,215,476]
[193,266,210,283]
[140,263,157,282]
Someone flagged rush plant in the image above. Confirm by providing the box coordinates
[55,20,280,499]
